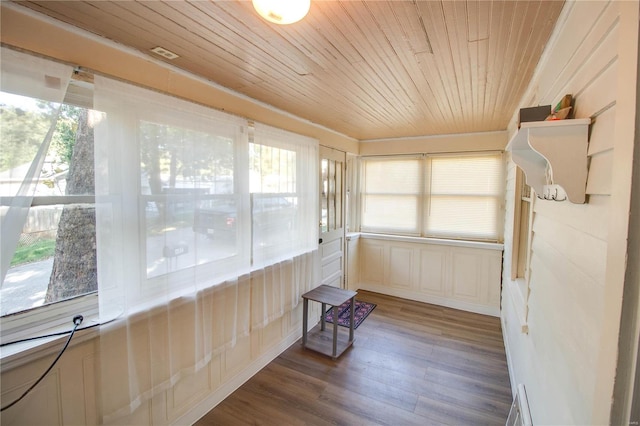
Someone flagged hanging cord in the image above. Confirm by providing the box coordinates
[0,315,83,412]
[1,317,118,348]
[0,320,103,348]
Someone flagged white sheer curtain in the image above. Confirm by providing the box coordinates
[250,123,319,268]
[0,47,72,284]
[93,76,319,422]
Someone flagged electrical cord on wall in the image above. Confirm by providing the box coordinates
[0,315,83,412]
[0,319,103,348]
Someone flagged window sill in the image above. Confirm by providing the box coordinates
[0,314,100,372]
[357,232,504,251]
[0,249,317,372]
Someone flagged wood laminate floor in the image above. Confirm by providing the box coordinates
[196,290,512,425]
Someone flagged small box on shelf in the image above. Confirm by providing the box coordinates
[518,105,551,129]
[518,105,551,128]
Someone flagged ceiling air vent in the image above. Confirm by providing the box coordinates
[150,46,179,60]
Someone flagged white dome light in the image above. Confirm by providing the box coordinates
[252,0,311,25]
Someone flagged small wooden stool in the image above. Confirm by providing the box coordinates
[301,285,357,359]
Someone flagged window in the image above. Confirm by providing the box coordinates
[1,99,97,317]
[1,48,318,338]
[1,48,97,327]
[511,167,533,280]
[320,156,344,234]
[249,123,318,268]
[361,153,504,241]
[508,166,533,332]
[94,76,318,318]
[138,119,238,279]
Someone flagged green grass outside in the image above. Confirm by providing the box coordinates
[11,239,56,267]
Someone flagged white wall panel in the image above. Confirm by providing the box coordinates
[356,235,503,316]
[451,251,481,300]
[259,317,284,353]
[532,213,608,285]
[1,370,62,425]
[588,106,616,155]
[387,245,414,289]
[536,1,611,101]
[542,2,618,102]
[360,239,385,285]
[487,253,503,306]
[82,353,98,425]
[168,368,212,422]
[418,247,447,296]
[586,150,614,195]
[222,335,252,382]
[574,61,618,118]
[501,1,637,424]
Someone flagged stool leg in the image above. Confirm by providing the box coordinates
[302,299,308,347]
[332,305,339,359]
[321,302,326,331]
[349,296,355,342]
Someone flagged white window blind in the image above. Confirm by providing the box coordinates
[361,157,422,234]
[361,153,504,241]
[425,154,504,240]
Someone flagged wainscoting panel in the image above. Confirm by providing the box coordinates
[387,245,415,289]
[360,239,385,285]
[81,353,98,425]
[356,234,503,316]
[221,335,253,382]
[167,367,212,422]
[1,370,62,425]
[259,317,284,353]
[451,251,482,300]
[418,246,448,296]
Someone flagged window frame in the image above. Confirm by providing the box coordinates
[511,167,533,281]
[0,195,99,343]
[360,154,423,236]
[1,79,100,342]
[135,112,246,292]
[359,152,505,242]
[509,166,534,332]
[1,55,320,350]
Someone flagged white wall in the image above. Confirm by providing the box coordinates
[1,302,318,425]
[501,1,639,424]
[354,234,503,317]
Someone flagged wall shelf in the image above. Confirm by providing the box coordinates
[506,118,591,203]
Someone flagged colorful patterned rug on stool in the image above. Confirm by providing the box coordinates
[324,300,376,329]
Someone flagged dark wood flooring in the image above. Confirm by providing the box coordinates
[196,290,512,425]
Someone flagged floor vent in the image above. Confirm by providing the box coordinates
[506,384,533,426]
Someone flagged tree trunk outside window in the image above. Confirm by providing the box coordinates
[45,109,97,303]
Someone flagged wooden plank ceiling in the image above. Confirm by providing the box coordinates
[13,0,565,141]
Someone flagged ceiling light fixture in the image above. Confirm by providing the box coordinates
[252,0,310,25]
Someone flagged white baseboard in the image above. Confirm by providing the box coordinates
[356,283,500,317]
[501,310,518,398]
